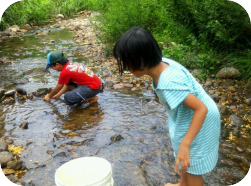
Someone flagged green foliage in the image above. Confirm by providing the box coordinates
[0,1,27,29]
[0,0,87,30]
[0,18,6,30]
[92,0,168,46]
[162,40,222,79]
[172,0,251,51]
[50,0,84,16]
[1,0,50,28]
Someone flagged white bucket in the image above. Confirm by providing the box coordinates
[55,157,114,186]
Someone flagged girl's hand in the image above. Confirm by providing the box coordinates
[174,142,190,174]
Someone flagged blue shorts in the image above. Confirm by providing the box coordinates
[64,84,100,105]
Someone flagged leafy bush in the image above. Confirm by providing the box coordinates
[51,0,84,16]
[0,0,87,30]
[92,0,168,46]
[168,0,251,51]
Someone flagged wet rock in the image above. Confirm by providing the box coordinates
[19,122,29,129]
[14,79,29,84]
[246,148,251,155]
[212,81,219,87]
[16,88,28,100]
[5,139,14,145]
[46,150,54,155]
[33,88,50,97]
[56,14,64,19]
[53,152,67,158]
[1,31,11,37]
[6,25,20,33]
[150,126,157,130]
[16,87,27,95]
[244,98,251,106]
[0,88,6,98]
[204,80,213,88]
[221,128,230,139]
[110,134,124,145]
[22,24,32,30]
[229,105,237,113]
[7,160,23,170]
[61,129,72,134]
[216,67,240,79]
[235,147,244,153]
[2,168,15,175]
[4,90,15,97]
[27,93,34,100]
[227,85,236,92]
[0,151,14,168]
[2,97,15,104]
[221,79,234,88]
[229,115,244,127]
[0,141,8,152]
[217,104,229,115]
[104,81,113,88]
[113,83,124,89]
[232,127,240,137]
[210,94,219,103]
[123,83,134,88]
[17,94,27,100]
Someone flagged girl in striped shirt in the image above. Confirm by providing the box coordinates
[113,27,220,186]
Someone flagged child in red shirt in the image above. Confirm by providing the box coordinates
[43,51,102,105]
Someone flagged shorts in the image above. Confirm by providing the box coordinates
[64,84,100,105]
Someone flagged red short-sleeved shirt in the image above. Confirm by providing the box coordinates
[58,62,101,89]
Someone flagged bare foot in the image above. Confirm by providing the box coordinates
[81,96,98,105]
[88,96,98,105]
[165,183,181,186]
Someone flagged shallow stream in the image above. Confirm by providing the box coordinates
[0,26,249,186]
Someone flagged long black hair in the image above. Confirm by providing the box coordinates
[113,27,162,75]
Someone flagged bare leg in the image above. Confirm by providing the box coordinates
[67,85,99,105]
[186,173,203,186]
[165,172,203,186]
[165,172,188,186]
[81,96,99,105]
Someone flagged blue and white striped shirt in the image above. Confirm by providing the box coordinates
[153,58,220,175]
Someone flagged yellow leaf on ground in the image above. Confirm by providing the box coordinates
[8,145,23,154]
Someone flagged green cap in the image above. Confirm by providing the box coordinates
[46,51,65,69]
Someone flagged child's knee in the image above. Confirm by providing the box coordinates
[64,93,80,105]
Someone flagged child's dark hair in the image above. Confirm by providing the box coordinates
[55,58,69,66]
[113,27,162,75]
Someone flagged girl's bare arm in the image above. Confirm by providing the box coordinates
[174,93,208,173]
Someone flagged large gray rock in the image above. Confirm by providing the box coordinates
[0,151,13,168]
[7,160,23,170]
[244,98,251,106]
[0,141,8,152]
[216,67,240,79]
[229,115,244,127]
